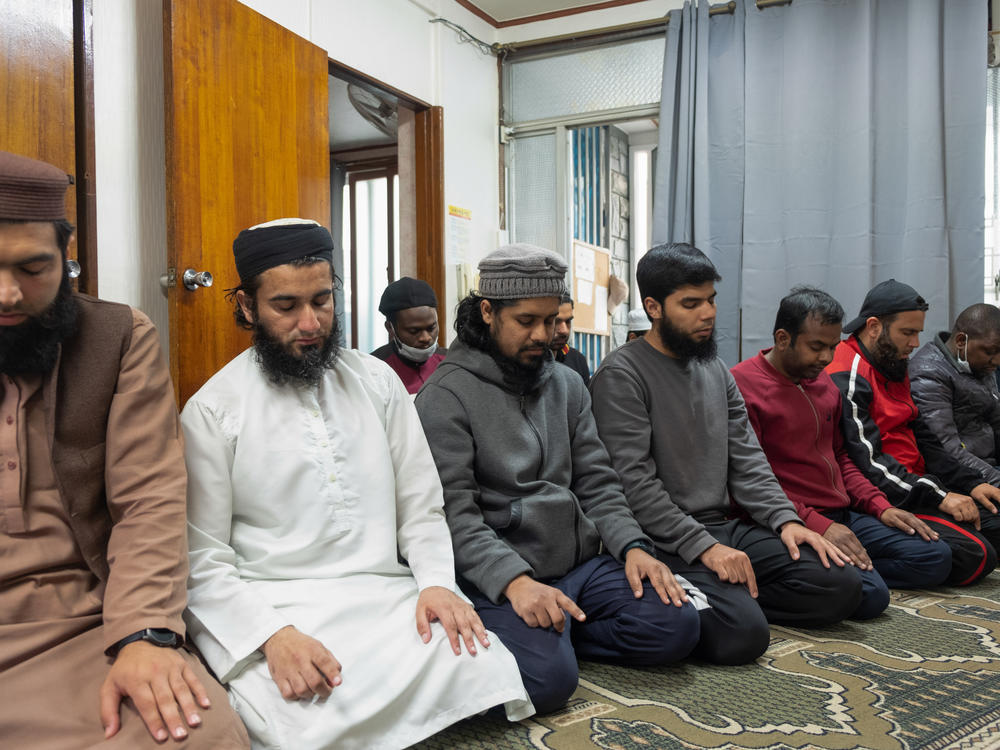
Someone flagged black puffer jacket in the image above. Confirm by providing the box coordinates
[909,332,1000,485]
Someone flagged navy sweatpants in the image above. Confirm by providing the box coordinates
[462,554,701,714]
[829,509,952,619]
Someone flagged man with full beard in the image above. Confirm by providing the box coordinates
[0,150,250,748]
[180,220,532,749]
[590,243,860,667]
[415,244,701,714]
[828,279,1000,585]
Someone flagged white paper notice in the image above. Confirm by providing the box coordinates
[594,286,608,332]
[577,280,593,305]
[575,246,595,282]
[447,206,471,265]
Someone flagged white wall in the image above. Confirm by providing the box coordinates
[93,0,169,343]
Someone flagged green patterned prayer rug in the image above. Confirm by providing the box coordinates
[413,574,1000,750]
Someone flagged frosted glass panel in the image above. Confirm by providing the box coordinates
[510,134,557,252]
[507,38,664,123]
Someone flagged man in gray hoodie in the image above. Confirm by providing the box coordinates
[415,244,700,714]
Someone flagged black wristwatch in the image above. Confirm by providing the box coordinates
[112,628,182,656]
[622,539,655,556]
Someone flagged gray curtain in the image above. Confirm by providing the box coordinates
[653,0,985,364]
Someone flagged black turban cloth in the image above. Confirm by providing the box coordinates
[233,222,335,283]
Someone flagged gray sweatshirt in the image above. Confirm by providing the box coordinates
[415,339,650,603]
[590,339,800,563]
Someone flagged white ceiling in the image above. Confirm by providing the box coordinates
[466,0,619,23]
[328,77,396,151]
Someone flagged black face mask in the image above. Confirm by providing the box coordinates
[656,315,717,364]
[870,327,909,382]
[251,317,341,387]
[0,280,78,377]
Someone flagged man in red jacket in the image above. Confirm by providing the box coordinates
[826,279,1000,585]
[732,288,951,618]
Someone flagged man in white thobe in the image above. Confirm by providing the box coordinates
[181,219,532,750]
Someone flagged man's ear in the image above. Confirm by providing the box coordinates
[236,290,255,324]
[480,299,494,326]
[774,328,792,351]
[643,296,662,321]
[861,316,882,344]
[384,319,394,337]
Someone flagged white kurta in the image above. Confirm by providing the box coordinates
[181,349,532,750]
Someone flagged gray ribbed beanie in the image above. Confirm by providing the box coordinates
[478,243,568,300]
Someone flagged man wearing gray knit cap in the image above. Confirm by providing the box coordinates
[415,244,701,715]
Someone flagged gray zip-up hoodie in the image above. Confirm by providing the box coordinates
[414,339,650,603]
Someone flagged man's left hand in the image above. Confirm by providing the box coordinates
[880,507,939,541]
[100,641,210,743]
[779,522,850,568]
[624,548,689,606]
[970,483,1000,515]
[415,586,490,656]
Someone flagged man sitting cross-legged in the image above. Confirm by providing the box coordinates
[590,243,861,666]
[181,219,532,750]
[731,287,952,619]
[415,243,700,715]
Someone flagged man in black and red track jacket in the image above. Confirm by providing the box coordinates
[827,280,1000,585]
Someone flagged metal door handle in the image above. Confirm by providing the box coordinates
[183,268,213,291]
[66,259,81,278]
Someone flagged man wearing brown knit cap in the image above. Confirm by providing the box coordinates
[0,151,249,748]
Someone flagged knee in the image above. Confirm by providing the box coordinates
[811,566,864,625]
[612,600,701,665]
[946,540,998,586]
[525,649,579,715]
[695,605,770,665]
[640,601,702,664]
[918,541,954,587]
[851,575,890,621]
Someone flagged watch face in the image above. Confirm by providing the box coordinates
[147,629,179,647]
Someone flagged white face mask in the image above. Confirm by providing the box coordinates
[392,327,437,363]
[955,332,972,375]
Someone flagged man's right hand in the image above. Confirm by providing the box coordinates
[939,492,981,529]
[260,625,342,700]
[503,575,586,632]
[699,543,758,598]
[822,522,873,570]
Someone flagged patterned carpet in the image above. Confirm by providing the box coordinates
[413,574,1000,750]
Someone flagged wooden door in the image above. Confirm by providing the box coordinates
[0,0,96,290]
[163,0,330,405]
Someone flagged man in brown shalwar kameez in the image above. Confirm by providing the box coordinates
[0,150,249,749]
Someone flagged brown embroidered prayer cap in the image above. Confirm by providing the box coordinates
[0,151,71,221]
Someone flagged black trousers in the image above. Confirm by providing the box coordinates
[657,519,863,666]
[914,507,1000,585]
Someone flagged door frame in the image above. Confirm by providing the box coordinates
[328,60,446,346]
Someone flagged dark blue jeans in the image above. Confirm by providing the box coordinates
[829,509,953,619]
[462,554,701,714]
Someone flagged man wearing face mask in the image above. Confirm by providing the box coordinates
[910,304,1000,487]
[828,281,1000,585]
[372,277,447,394]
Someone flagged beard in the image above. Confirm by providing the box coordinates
[870,328,909,382]
[486,330,548,395]
[252,318,341,387]
[656,315,717,364]
[0,280,78,377]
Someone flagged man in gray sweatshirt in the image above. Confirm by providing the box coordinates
[590,243,862,665]
[415,244,700,714]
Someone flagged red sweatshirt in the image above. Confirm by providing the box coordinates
[731,350,892,534]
